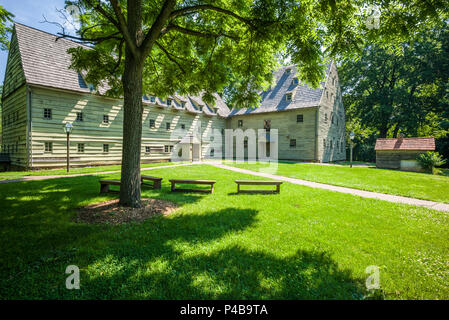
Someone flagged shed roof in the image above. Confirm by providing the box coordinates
[375,137,435,151]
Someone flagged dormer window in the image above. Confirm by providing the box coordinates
[285,93,292,102]
[292,77,299,85]
[285,68,291,74]
[150,96,156,103]
[181,101,186,109]
[198,106,203,112]
[166,99,172,106]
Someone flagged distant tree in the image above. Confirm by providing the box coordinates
[341,24,449,139]
[0,5,14,50]
[55,0,449,207]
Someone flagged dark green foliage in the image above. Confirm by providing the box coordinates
[417,151,446,174]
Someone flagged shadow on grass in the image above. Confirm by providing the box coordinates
[0,175,367,299]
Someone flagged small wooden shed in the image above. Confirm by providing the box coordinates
[375,136,435,172]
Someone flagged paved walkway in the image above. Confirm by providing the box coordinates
[0,163,192,184]
[212,163,449,212]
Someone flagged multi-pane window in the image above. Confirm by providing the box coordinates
[145,146,151,153]
[290,139,296,148]
[170,145,174,152]
[238,120,243,127]
[285,68,291,74]
[292,77,299,85]
[150,96,156,103]
[45,142,53,152]
[76,112,84,122]
[198,106,203,112]
[164,145,169,153]
[44,108,52,120]
[297,114,303,123]
[103,144,109,153]
[149,119,155,128]
[166,122,171,130]
[103,115,109,124]
[78,143,85,153]
[285,93,292,101]
[166,99,172,106]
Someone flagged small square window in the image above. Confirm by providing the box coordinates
[149,119,155,128]
[78,143,85,153]
[166,99,172,106]
[103,115,109,124]
[285,68,291,74]
[150,96,156,103]
[76,112,83,122]
[166,122,171,130]
[181,124,185,130]
[210,148,215,157]
[297,114,303,123]
[238,120,243,127]
[292,78,299,85]
[290,139,296,148]
[103,144,109,153]
[45,142,53,152]
[286,93,292,101]
[44,108,52,120]
[164,145,169,153]
[145,146,151,153]
[198,106,203,112]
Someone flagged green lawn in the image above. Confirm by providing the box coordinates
[0,164,447,299]
[225,161,449,203]
[0,161,179,181]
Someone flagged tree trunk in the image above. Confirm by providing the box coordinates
[119,53,144,208]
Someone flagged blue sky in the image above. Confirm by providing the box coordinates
[0,0,72,84]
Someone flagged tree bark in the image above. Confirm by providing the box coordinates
[120,53,144,208]
[119,0,144,208]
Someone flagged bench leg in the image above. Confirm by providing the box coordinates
[276,185,280,193]
[237,184,240,193]
[154,180,162,190]
[100,184,109,194]
[210,184,214,194]
[171,182,176,192]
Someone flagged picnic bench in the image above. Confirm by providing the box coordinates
[99,180,121,194]
[235,180,283,194]
[169,179,216,193]
[141,175,162,189]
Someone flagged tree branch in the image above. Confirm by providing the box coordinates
[170,4,253,27]
[109,0,139,58]
[167,24,239,41]
[56,32,122,44]
[155,41,185,74]
[141,0,177,58]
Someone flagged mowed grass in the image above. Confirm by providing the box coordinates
[0,161,178,181]
[0,164,448,299]
[226,161,449,203]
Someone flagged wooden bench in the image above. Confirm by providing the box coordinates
[235,180,283,194]
[99,180,121,194]
[169,179,216,193]
[141,175,162,189]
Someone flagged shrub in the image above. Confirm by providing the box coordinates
[417,152,446,174]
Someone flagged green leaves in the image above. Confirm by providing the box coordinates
[0,5,14,51]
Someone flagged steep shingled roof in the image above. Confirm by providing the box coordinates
[228,64,331,116]
[13,23,230,116]
[375,137,436,151]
